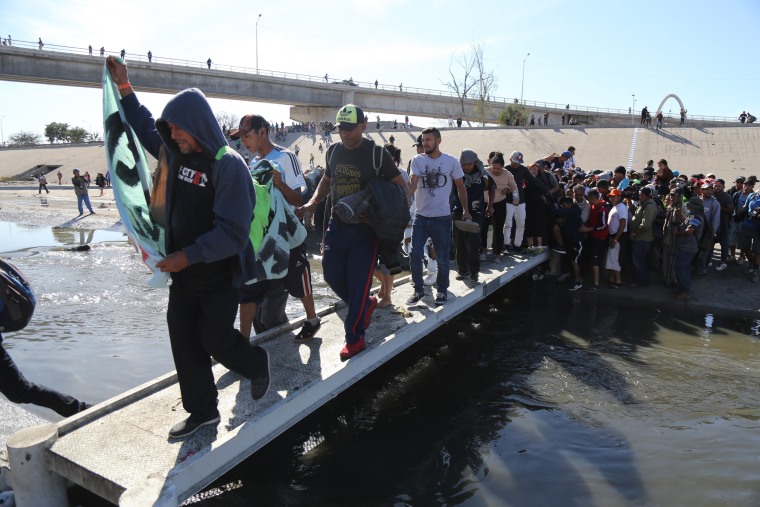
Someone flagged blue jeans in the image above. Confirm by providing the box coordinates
[411,214,452,294]
[674,249,697,293]
[77,193,94,214]
[322,220,378,344]
[631,239,652,285]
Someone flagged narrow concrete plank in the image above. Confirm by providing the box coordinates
[47,252,547,505]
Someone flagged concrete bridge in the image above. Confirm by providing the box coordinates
[0,44,733,127]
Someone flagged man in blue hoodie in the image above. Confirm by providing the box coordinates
[106,56,270,439]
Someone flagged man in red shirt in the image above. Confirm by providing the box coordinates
[579,189,608,291]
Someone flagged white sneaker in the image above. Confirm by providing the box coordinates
[715,262,728,271]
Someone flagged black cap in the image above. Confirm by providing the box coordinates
[229,114,268,140]
[413,135,422,147]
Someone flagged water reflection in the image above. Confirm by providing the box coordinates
[0,220,124,254]
[188,277,760,506]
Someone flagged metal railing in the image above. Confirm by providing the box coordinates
[0,38,742,123]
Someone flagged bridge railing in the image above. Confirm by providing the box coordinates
[0,39,741,123]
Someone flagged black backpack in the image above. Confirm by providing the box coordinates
[698,213,714,251]
[327,142,409,243]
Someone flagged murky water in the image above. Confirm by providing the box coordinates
[188,282,760,506]
[0,220,336,411]
[2,221,759,506]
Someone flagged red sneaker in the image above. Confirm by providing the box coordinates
[340,336,366,361]
[362,296,378,331]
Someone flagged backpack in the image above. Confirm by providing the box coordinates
[327,142,410,243]
[652,197,666,238]
[698,213,714,251]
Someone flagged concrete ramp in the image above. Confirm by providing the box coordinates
[38,253,547,506]
[287,125,760,181]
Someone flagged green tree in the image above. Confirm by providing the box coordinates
[8,131,41,147]
[44,122,69,144]
[497,104,529,127]
[66,126,88,144]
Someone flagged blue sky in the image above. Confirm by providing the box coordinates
[1,0,758,141]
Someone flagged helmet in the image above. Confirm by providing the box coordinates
[0,259,36,332]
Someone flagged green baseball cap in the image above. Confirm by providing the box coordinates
[335,104,365,130]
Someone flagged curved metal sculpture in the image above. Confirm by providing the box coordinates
[655,93,685,116]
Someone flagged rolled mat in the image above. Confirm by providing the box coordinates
[454,220,480,234]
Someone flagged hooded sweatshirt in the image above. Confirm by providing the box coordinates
[121,89,255,288]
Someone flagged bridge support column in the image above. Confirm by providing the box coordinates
[7,423,68,507]
[290,105,338,124]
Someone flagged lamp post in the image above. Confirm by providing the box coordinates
[520,52,530,104]
[631,94,636,125]
[256,14,262,74]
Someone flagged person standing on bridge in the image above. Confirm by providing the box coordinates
[207,58,212,69]
[38,38,43,50]
[88,44,92,56]
[106,55,271,439]
[99,46,104,57]
[147,50,152,62]
[230,114,321,342]
[120,48,125,59]
[296,104,406,360]
[407,127,470,305]
[324,73,328,83]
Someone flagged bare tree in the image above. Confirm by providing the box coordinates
[473,43,498,126]
[444,48,478,127]
[444,42,497,127]
[215,112,240,136]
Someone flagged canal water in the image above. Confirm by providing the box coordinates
[2,221,759,506]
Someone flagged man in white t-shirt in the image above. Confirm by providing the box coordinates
[407,127,470,306]
[605,188,628,288]
[230,114,320,342]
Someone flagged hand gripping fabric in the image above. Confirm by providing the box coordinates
[102,58,169,287]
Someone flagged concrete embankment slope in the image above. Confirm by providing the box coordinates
[1,125,758,182]
[295,125,760,181]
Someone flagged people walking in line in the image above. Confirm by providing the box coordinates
[230,114,321,342]
[106,55,271,439]
[295,104,406,361]
[407,127,470,305]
